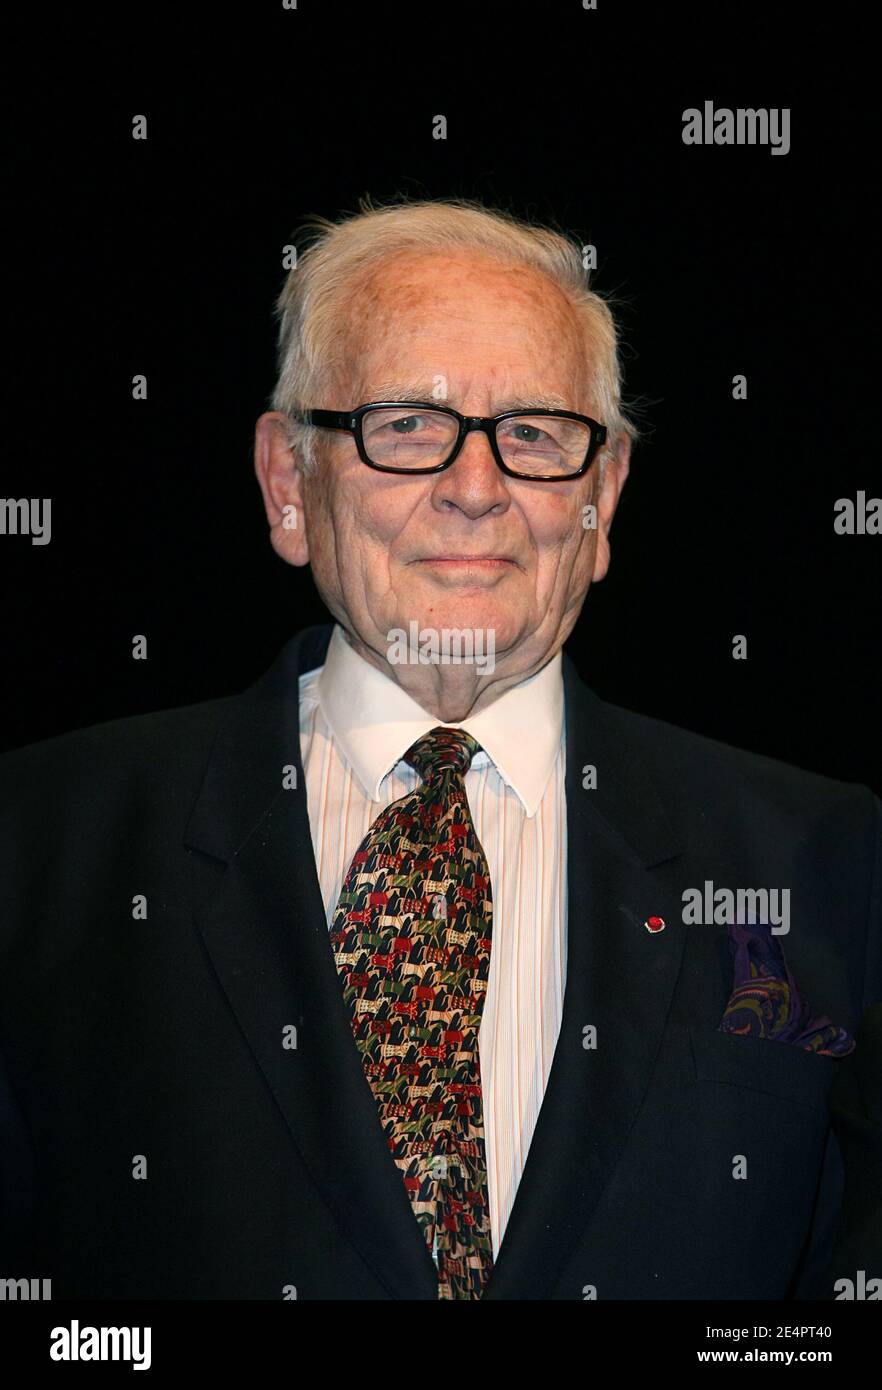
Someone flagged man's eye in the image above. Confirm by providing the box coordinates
[511,423,546,443]
[502,422,551,446]
[364,414,429,439]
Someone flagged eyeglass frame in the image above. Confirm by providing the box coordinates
[290,401,608,481]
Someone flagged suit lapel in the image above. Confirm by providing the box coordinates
[186,625,687,1301]
[187,624,438,1300]
[482,653,686,1298]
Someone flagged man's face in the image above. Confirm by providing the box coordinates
[257,250,629,694]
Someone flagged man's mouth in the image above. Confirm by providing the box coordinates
[413,556,516,567]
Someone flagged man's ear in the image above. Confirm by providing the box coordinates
[591,435,631,584]
[253,411,310,567]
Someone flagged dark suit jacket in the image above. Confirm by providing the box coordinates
[825,1003,882,1286]
[1,623,879,1299]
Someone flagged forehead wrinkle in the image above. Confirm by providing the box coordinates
[360,380,575,413]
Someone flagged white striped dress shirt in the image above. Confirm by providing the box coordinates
[298,622,568,1259]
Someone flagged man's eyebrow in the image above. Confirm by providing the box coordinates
[362,382,574,413]
[494,393,573,413]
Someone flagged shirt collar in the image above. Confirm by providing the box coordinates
[315,623,563,818]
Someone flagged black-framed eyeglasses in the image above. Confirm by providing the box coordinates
[291,401,607,481]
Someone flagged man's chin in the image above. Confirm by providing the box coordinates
[383,605,523,664]
[403,568,520,616]
[394,597,509,630]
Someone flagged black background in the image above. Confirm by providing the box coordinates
[3,1,879,790]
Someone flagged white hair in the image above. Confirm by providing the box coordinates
[270,195,641,477]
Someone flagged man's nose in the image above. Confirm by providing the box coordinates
[438,430,508,492]
[430,427,509,515]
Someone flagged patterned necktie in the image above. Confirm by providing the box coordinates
[329,726,494,1299]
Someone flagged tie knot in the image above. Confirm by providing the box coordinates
[403,726,481,782]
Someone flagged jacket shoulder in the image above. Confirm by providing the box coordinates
[0,696,240,809]
[589,687,879,823]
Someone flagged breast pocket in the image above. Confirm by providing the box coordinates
[689,1025,841,1110]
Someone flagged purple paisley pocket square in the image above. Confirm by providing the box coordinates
[718,921,856,1057]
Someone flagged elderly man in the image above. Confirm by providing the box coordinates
[0,198,879,1302]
